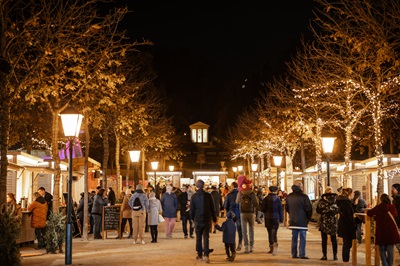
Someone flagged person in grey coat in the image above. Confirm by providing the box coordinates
[91,188,109,239]
[215,211,237,261]
[148,191,163,243]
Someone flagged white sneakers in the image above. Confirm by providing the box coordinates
[133,239,145,244]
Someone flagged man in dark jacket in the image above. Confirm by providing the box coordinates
[210,185,223,233]
[261,186,283,255]
[391,183,400,253]
[352,190,366,243]
[190,179,217,263]
[178,185,193,238]
[107,187,116,206]
[38,187,53,219]
[224,182,242,251]
[285,181,312,259]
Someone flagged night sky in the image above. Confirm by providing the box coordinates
[117,1,315,138]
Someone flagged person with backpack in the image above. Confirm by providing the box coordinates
[235,173,259,254]
[128,184,149,244]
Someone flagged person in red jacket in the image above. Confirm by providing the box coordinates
[28,192,48,249]
[367,193,400,266]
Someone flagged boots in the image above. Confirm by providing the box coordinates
[236,242,242,251]
[268,244,273,254]
[272,243,278,256]
[333,253,338,261]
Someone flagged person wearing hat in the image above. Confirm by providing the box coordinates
[190,179,217,263]
[316,186,339,261]
[128,184,149,244]
[391,183,400,253]
[178,185,194,238]
[261,186,283,255]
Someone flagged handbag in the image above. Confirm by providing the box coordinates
[158,214,165,223]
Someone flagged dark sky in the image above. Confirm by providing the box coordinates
[117,1,315,137]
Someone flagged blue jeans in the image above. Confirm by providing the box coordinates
[195,221,211,257]
[291,229,307,258]
[379,245,394,266]
[240,212,255,247]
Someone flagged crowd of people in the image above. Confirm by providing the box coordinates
[11,172,400,266]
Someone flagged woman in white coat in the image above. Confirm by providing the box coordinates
[148,191,163,243]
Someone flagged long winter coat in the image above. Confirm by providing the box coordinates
[121,194,132,219]
[224,188,239,218]
[336,195,356,240]
[161,191,178,218]
[178,192,190,218]
[28,196,48,229]
[210,190,223,216]
[148,196,163,225]
[367,202,400,245]
[261,192,283,222]
[392,193,400,228]
[316,193,339,235]
[91,194,109,215]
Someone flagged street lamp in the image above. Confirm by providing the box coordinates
[322,135,336,186]
[273,155,283,187]
[237,165,243,172]
[129,150,141,189]
[169,165,174,171]
[251,163,258,185]
[59,106,83,265]
[151,161,159,197]
[232,167,237,179]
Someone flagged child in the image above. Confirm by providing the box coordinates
[215,211,237,261]
[237,170,252,191]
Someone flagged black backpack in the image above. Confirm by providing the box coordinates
[240,192,253,213]
[132,196,142,211]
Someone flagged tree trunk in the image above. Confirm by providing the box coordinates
[102,125,109,189]
[115,133,121,195]
[0,96,10,205]
[51,110,62,211]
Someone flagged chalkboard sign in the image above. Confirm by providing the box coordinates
[103,206,121,231]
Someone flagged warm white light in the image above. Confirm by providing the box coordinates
[129,150,141,163]
[251,163,258,171]
[59,106,83,137]
[273,156,283,167]
[232,167,237,173]
[151,161,159,171]
[322,137,336,154]
[169,165,174,171]
[237,166,243,171]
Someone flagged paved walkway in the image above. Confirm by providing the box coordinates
[20,219,377,266]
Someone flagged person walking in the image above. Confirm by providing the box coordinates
[120,192,133,239]
[316,186,339,261]
[210,185,223,234]
[178,185,194,238]
[28,192,48,249]
[190,179,217,263]
[38,187,53,219]
[148,191,163,243]
[91,188,109,239]
[76,192,85,233]
[367,193,400,266]
[161,185,178,239]
[215,211,237,262]
[336,187,356,265]
[235,176,259,254]
[129,184,149,244]
[261,185,283,255]
[391,183,400,254]
[285,180,312,259]
[256,187,265,224]
[352,190,367,243]
[224,181,243,251]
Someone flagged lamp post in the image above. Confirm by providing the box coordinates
[232,167,237,179]
[129,150,141,189]
[322,136,336,187]
[151,161,159,197]
[273,155,283,187]
[59,106,83,265]
[251,163,258,186]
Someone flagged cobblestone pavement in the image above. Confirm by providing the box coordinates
[20,219,379,266]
